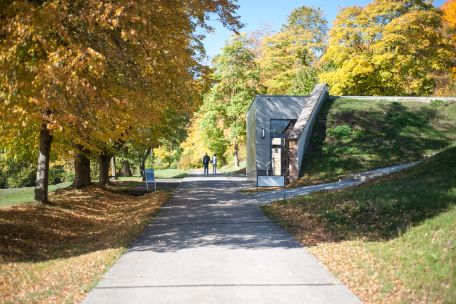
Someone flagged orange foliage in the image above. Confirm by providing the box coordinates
[442,0,456,28]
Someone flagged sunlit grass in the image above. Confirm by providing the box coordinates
[154,169,189,179]
[263,146,456,303]
[0,182,72,208]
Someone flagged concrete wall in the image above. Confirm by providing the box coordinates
[255,96,307,172]
[288,84,329,181]
[246,99,257,178]
[246,95,308,179]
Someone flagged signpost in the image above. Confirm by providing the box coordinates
[145,169,156,191]
[257,175,285,187]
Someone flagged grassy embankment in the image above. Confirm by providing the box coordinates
[263,146,456,303]
[293,98,456,186]
[0,186,169,303]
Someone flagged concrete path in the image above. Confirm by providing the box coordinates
[255,162,418,204]
[83,175,361,304]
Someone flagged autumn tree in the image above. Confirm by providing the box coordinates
[442,0,456,92]
[0,0,241,201]
[257,6,328,94]
[320,0,453,96]
[443,0,456,28]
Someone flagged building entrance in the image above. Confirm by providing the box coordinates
[270,119,296,176]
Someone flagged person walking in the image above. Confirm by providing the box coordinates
[212,154,217,174]
[202,153,210,174]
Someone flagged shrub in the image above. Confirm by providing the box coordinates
[49,166,65,185]
[7,165,36,188]
[327,124,352,139]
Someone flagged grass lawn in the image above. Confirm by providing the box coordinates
[294,99,456,186]
[0,186,169,303]
[0,182,72,208]
[115,169,189,181]
[263,146,456,303]
[153,169,189,179]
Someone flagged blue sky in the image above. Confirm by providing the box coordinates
[202,0,447,62]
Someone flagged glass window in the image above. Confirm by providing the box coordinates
[270,119,296,138]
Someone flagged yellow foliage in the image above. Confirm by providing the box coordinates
[0,0,241,160]
[179,116,213,169]
[320,1,453,96]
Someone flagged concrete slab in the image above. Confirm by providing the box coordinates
[83,176,361,304]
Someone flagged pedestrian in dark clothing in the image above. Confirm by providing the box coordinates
[203,153,210,174]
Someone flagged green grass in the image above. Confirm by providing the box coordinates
[217,162,246,175]
[263,145,456,302]
[0,182,71,208]
[153,169,189,179]
[116,176,143,182]
[297,98,456,186]
[115,169,189,181]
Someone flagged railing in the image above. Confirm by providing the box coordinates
[264,160,272,176]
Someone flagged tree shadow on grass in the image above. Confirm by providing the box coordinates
[271,146,456,245]
[300,99,453,183]
[0,186,169,263]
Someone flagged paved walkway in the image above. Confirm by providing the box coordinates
[255,162,418,204]
[83,176,361,304]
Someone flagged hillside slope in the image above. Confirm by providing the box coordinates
[263,145,456,303]
[298,98,456,185]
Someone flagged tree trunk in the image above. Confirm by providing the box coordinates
[34,123,53,203]
[99,153,111,186]
[140,148,151,181]
[73,149,91,188]
[121,160,132,177]
[233,140,239,168]
[111,156,117,180]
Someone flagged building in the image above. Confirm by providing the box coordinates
[246,84,329,184]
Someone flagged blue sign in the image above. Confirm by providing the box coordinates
[145,169,155,181]
[144,169,156,191]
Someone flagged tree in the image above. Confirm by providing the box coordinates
[442,0,456,88]
[0,0,241,201]
[257,6,328,94]
[199,35,263,167]
[443,0,456,28]
[320,0,453,96]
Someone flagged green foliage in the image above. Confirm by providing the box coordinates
[153,146,182,169]
[6,165,36,188]
[198,34,262,162]
[290,66,320,95]
[299,98,456,185]
[48,166,68,185]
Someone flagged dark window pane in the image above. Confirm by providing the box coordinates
[270,119,296,137]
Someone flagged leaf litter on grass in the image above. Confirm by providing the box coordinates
[262,146,456,304]
[0,185,169,303]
